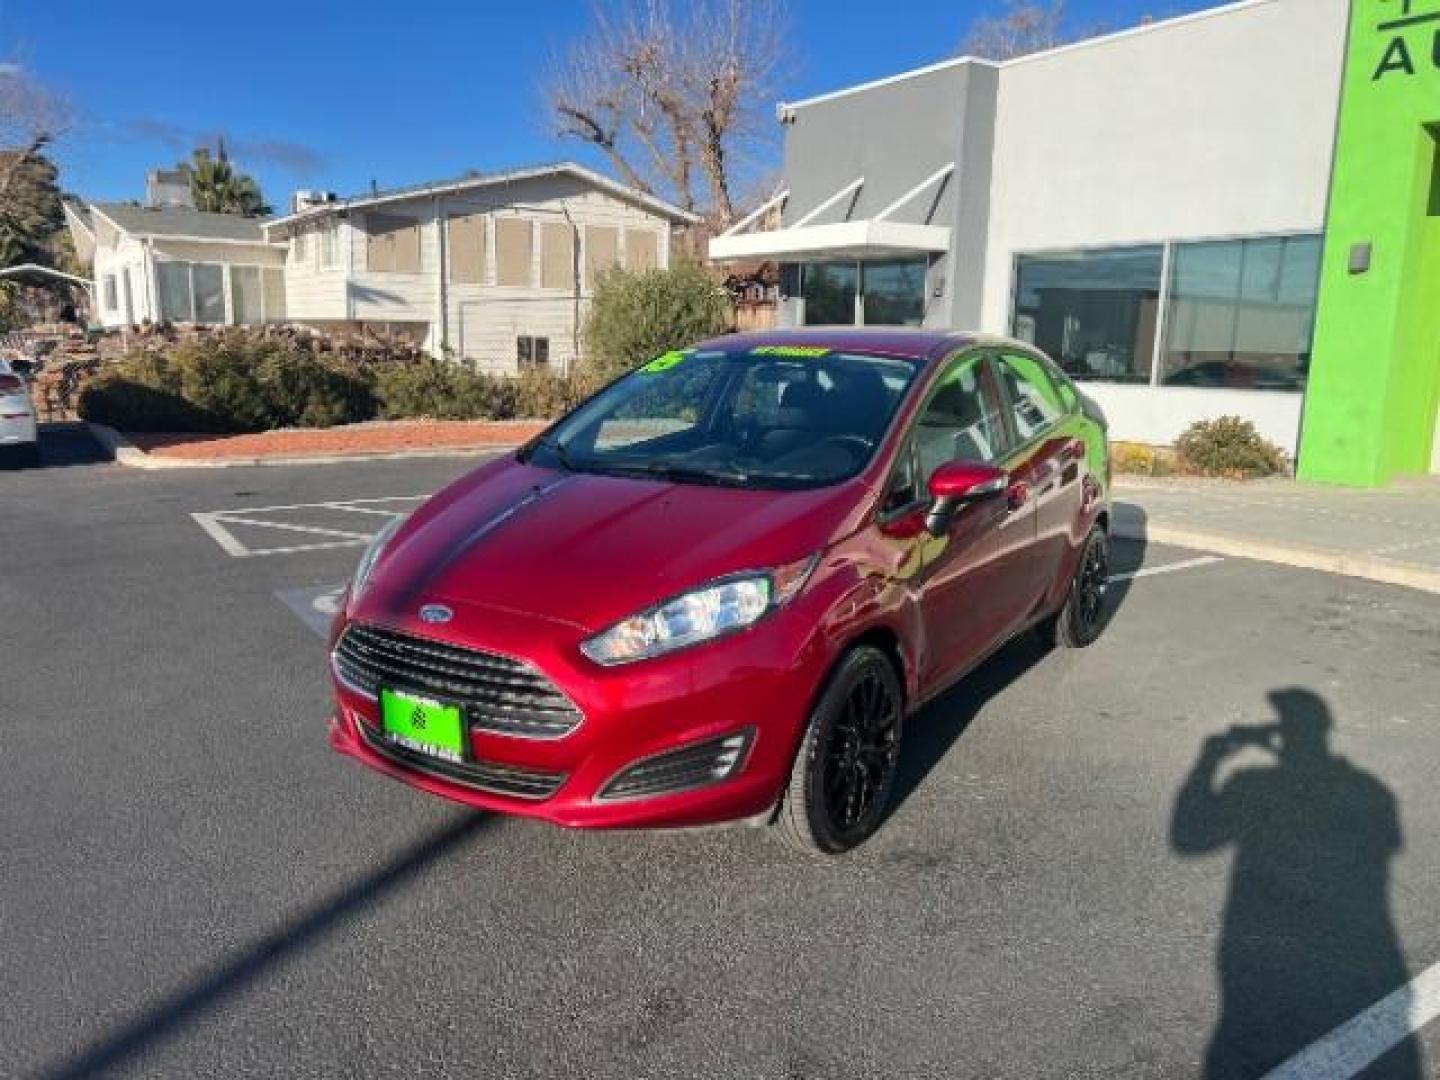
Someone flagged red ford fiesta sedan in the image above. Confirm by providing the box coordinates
[329,330,1111,854]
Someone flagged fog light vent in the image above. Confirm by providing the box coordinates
[598,729,754,801]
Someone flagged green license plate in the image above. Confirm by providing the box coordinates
[379,688,465,764]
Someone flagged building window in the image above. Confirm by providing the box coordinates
[541,221,575,290]
[585,225,619,286]
[318,223,341,270]
[102,275,118,311]
[156,262,193,322]
[1013,246,1164,384]
[802,262,858,325]
[517,336,550,369]
[231,266,263,324]
[495,218,533,287]
[862,260,927,326]
[624,229,659,271]
[262,268,286,322]
[292,233,308,265]
[447,213,486,284]
[1160,235,1321,390]
[366,214,422,273]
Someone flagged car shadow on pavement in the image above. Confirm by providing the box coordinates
[1171,689,1423,1079]
[887,516,1148,823]
[36,811,493,1080]
[0,424,113,471]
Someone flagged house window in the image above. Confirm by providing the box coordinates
[262,268,286,323]
[624,229,658,271]
[496,218,533,287]
[231,266,263,323]
[517,335,550,369]
[102,275,118,311]
[1160,235,1321,390]
[366,214,422,273]
[585,225,619,286]
[447,213,486,285]
[1012,246,1164,384]
[292,233,308,265]
[155,261,229,324]
[318,223,341,270]
[540,221,575,290]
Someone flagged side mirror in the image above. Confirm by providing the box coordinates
[925,461,1008,537]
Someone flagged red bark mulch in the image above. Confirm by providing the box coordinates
[127,420,548,460]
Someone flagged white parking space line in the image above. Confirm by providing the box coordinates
[1110,556,1224,583]
[192,495,425,558]
[1264,959,1440,1079]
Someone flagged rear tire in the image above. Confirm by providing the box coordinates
[776,646,904,857]
[1050,525,1110,649]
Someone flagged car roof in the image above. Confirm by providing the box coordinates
[697,328,974,362]
[694,328,1050,366]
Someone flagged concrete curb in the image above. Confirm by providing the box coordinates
[1111,520,1440,596]
[86,423,517,469]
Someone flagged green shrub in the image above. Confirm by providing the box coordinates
[373,359,510,420]
[78,333,373,432]
[583,262,731,381]
[1174,416,1289,478]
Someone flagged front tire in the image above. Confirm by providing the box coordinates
[776,646,904,857]
[1050,525,1110,649]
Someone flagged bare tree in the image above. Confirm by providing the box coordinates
[546,0,788,227]
[960,0,1075,61]
[0,64,70,209]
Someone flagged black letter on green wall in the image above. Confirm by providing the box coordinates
[1373,36,1415,80]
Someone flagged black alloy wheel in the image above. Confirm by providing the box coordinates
[1052,525,1111,649]
[777,646,904,856]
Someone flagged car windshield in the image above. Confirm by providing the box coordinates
[525,346,921,490]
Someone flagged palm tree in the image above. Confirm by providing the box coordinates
[179,141,271,217]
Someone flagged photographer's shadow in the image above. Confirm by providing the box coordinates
[1170,690,1422,1078]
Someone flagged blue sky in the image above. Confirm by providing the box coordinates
[3,0,1215,206]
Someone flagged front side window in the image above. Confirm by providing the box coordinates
[912,354,1007,484]
[862,260,928,326]
[318,223,341,270]
[517,336,550,369]
[1013,246,1163,385]
[530,347,921,490]
[995,353,1067,442]
[102,275,117,311]
[156,262,192,322]
[1161,235,1321,390]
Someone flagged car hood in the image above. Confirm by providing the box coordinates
[359,456,871,633]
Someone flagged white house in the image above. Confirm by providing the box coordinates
[63,201,287,329]
[262,162,700,373]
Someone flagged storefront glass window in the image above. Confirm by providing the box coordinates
[801,263,858,325]
[862,260,928,326]
[1161,235,1321,390]
[1013,246,1163,384]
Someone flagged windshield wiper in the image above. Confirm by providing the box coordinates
[641,460,751,487]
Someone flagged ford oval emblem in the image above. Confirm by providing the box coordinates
[419,604,453,625]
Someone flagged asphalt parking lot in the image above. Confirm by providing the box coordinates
[2,427,1438,1079]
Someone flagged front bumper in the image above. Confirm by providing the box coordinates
[328,594,832,829]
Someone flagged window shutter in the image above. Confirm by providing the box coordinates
[447,214,486,284]
[496,218,533,287]
[540,222,574,289]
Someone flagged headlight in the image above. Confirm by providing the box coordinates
[580,558,816,666]
[352,515,407,597]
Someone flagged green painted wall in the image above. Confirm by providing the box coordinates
[1300,0,1440,487]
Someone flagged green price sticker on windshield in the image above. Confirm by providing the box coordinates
[749,345,831,359]
[640,351,687,375]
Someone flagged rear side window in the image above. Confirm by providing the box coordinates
[995,353,1067,442]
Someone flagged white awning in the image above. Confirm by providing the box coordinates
[709,219,951,262]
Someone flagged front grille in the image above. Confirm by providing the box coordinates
[358,722,566,800]
[335,623,582,739]
[598,729,754,801]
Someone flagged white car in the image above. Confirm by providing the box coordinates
[0,358,40,465]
